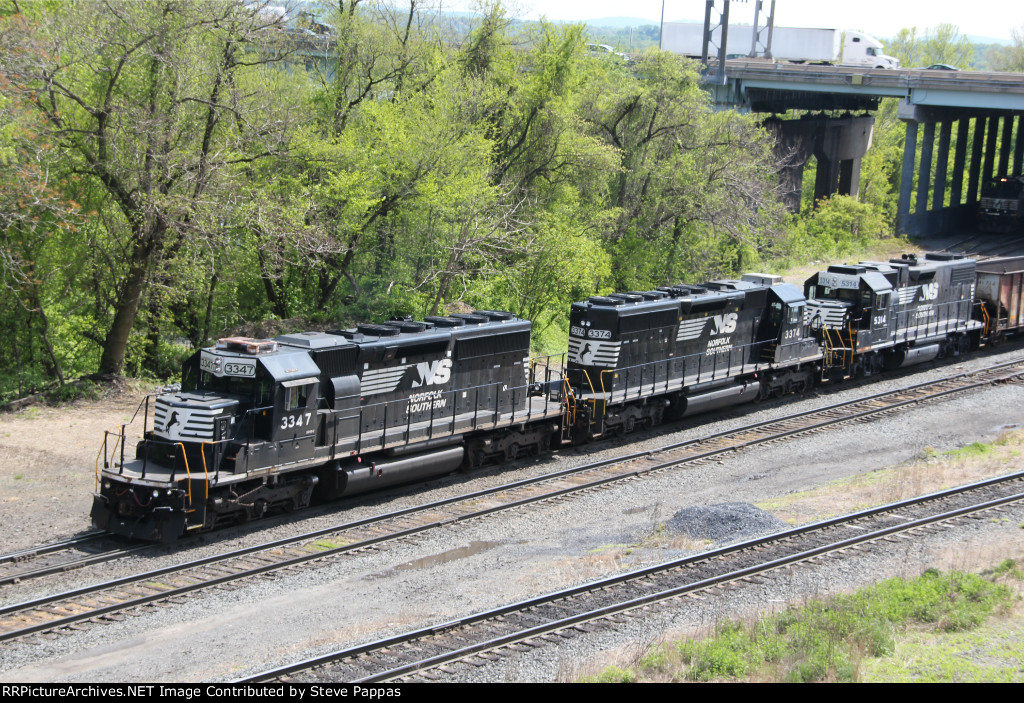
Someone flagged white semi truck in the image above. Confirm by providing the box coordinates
[661,22,899,69]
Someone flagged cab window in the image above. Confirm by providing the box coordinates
[283,380,315,410]
[257,379,273,407]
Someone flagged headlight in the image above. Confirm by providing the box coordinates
[153,489,161,498]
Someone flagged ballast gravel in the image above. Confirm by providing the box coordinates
[1,347,1023,682]
[667,503,792,543]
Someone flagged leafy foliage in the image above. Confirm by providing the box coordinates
[622,567,1013,683]
[988,27,1024,73]
[886,24,974,68]
[781,195,887,263]
[0,1,900,397]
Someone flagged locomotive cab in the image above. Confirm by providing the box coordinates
[805,265,895,348]
[243,351,321,469]
[141,338,323,474]
[752,281,819,365]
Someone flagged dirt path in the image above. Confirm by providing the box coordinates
[0,392,144,551]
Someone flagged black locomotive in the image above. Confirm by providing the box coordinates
[91,252,1011,542]
[93,313,564,542]
[978,175,1024,234]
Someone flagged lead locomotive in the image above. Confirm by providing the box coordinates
[92,313,563,542]
[91,253,1004,542]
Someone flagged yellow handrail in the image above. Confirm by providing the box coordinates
[600,369,612,402]
[176,442,193,505]
[199,442,216,500]
[562,376,576,426]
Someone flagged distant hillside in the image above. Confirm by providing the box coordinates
[585,23,662,52]
[965,34,1011,46]
[576,16,661,29]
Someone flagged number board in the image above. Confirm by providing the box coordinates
[200,350,256,378]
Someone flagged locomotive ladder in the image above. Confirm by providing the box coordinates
[821,325,854,376]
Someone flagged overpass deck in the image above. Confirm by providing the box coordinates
[719,61,1024,112]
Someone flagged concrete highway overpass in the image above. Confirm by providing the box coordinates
[707,61,1024,236]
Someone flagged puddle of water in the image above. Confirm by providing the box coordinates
[369,541,502,579]
[996,423,1021,433]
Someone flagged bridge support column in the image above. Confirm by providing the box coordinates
[934,121,952,212]
[765,115,874,213]
[916,122,935,220]
[999,116,1014,175]
[983,117,999,186]
[949,117,969,207]
[1014,115,1024,175]
[763,118,816,212]
[813,116,874,203]
[898,120,918,235]
[968,116,986,204]
[897,102,996,236]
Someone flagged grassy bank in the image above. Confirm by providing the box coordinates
[583,562,1023,682]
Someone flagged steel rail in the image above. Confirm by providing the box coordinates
[2,357,1022,642]
[243,484,1024,682]
[0,540,158,586]
[0,532,107,566]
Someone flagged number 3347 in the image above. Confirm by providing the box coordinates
[281,413,312,430]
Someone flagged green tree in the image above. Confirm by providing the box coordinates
[784,194,887,261]
[0,72,80,395]
[583,50,784,288]
[0,0,296,374]
[886,24,973,68]
[989,27,1024,72]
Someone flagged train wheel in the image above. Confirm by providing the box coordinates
[536,433,551,454]
[651,406,664,426]
[506,443,519,461]
[461,444,485,471]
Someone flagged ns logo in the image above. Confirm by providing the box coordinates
[710,313,738,335]
[920,282,939,301]
[411,358,453,388]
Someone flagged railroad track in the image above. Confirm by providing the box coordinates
[0,350,1017,588]
[242,473,1024,683]
[1,356,1022,644]
[0,533,157,586]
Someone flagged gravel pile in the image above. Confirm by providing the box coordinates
[666,502,791,543]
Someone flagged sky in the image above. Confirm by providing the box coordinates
[440,1,1021,43]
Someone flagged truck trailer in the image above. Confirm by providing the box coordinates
[660,22,899,69]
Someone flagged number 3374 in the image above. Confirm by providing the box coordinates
[281,413,312,430]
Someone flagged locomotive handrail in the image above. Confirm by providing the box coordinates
[599,369,611,400]
[119,424,126,475]
[94,435,108,491]
[106,429,123,473]
[199,442,217,500]
[305,373,558,456]
[577,338,768,406]
[561,376,577,431]
[176,442,193,506]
